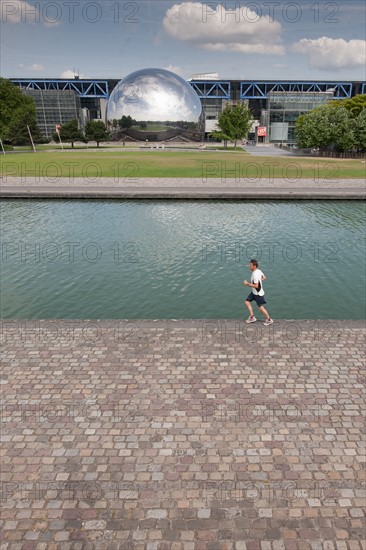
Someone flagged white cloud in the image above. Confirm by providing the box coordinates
[163,2,284,55]
[18,62,45,72]
[293,37,366,70]
[163,65,186,77]
[61,69,87,79]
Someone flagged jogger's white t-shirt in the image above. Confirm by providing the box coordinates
[251,269,265,296]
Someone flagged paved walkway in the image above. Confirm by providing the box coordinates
[243,146,296,157]
[1,178,365,200]
[1,319,365,549]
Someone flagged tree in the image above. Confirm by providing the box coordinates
[84,120,109,147]
[295,104,355,152]
[329,95,366,118]
[0,77,43,145]
[210,103,253,148]
[296,106,333,150]
[119,115,136,129]
[8,109,43,145]
[354,108,366,152]
[55,119,84,148]
[328,106,355,152]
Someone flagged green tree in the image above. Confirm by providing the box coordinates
[329,95,366,118]
[354,108,366,152]
[0,78,43,145]
[119,115,136,129]
[210,103,253,148]
[296,106,332,149]
[8,108,43,145]
[296,104,354,152]
[56,119,84,148]
[328,106,355,152]
[85,120,109,147]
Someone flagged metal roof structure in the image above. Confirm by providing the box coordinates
[11,79,109,98]
[239,81,354,99]
[10,78,365,100]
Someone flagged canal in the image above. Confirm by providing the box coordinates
[1,200,365,319]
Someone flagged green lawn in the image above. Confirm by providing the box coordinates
[1,150,364,178]
[13,144,138,151]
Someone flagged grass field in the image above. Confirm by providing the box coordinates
[12,144,246,152]
[1,150,365,179]
[13,144,140,150]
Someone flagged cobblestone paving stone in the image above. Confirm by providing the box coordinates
[0,320,365,550]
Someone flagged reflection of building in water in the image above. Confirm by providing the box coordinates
[12,75,365,143]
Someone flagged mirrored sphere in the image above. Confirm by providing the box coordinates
[107,68,203,141]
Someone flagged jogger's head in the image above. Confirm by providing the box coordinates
[249,259,258,271]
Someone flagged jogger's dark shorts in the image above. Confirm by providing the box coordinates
[246,292,267,307]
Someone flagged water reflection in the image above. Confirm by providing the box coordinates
[1,200,364,319]
[302,202,366,231]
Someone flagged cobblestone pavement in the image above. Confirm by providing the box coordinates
[1,320,365,550]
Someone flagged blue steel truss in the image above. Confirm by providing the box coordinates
[189,81,230,99]
[240,81,353,99]
[11,78,363,100]
[11,79,109,98]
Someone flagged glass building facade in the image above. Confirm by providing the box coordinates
[268,91,334,144]
[13,78,363,144]
[22,89,82,139]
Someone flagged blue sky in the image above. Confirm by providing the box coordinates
[1,0,365,80]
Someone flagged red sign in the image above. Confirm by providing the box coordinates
[257,126,267,137]
[55,124,62,133]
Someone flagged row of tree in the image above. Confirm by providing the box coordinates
[212,96,366,154]
[110,116,200,132]
[295,95,366,153]
[0,78,109,148]
[53,119,108,148]
[109,117,152,131]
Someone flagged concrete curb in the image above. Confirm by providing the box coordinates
[1,319,365,329]
[1,186,365,200]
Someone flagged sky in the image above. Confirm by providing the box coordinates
[1,0,365,81]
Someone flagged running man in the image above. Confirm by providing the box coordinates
[243,259,273,325]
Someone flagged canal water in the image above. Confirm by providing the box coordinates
[1,200,365,319]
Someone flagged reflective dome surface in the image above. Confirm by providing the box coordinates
[107,68,203,141]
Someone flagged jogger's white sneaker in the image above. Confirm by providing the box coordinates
[264,318,274,326]
[246,315,257,323]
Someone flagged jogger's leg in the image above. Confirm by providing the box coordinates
[258,305,271,319]
[245,301,254,316]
